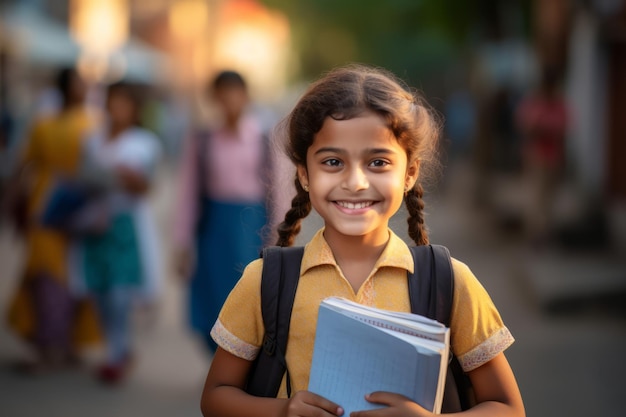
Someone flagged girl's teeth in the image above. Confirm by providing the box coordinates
[339,201,372,209]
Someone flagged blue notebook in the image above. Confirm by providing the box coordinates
[308,297,450,414]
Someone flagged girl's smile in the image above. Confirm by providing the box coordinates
[298,111,418,247]
[335,200,376,211]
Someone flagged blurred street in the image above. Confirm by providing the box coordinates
[2,1,626,417]
[1,159,625,417]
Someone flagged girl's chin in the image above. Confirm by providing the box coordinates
[323,225,390,241]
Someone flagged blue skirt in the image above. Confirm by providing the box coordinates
[189,198,267,351]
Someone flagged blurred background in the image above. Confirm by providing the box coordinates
[0,0,625,416]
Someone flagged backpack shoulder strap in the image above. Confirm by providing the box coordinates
[407,244,453,326]
[245,245,304,398]
[408,244,475,412]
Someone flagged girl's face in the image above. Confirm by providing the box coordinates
[298,112,418,246]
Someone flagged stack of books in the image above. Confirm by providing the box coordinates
[308,297,450,414]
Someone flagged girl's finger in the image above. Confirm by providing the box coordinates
[354,393,428,417]
[293,391,344,416]
[364,391,409,406]
[301,402,344,417]
[307,395,344,416]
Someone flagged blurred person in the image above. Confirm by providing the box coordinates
[172,70,274,354]
[515,66,569,247]
[68,81,163,384]
[4,67,101,372]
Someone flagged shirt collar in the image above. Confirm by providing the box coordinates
[301,228,415,275]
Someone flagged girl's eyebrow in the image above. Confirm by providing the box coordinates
[314,147,344,155]
[367,148,397,155]
[314,147,397,156]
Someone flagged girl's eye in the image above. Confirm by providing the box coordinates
[323,158,342,167]
[369,159,389,168]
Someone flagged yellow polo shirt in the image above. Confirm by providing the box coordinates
[211,229,514,398]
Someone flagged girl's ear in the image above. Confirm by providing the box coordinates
[405,160,420,191]
[297,165,309,190]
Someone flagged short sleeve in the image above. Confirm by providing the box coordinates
[450,258,515,372]
[210,259,265,361]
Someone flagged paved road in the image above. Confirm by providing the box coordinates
[1,161,624,417]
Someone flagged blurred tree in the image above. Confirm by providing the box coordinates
[260,0,509,90]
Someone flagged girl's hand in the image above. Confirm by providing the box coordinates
[281,390,344,417]
[351,392,431,417]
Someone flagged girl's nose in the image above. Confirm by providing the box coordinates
[342,166,369,191]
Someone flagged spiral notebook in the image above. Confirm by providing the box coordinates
[308,297,450,414]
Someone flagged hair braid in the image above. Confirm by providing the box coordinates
[275,178,312,247]
[405,183,429,246]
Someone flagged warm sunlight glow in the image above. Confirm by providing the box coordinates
[168,0,209,42]
[70,0,129,55]
[69,0,129,82]
[213,0,291,100]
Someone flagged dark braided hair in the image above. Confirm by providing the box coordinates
[275,64,441,246]
[275,178,312,247]
[405,184,429,245]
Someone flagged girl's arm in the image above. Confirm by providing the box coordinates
[201,347,344,417]
[351,352,524,417]
[463,352,524,416]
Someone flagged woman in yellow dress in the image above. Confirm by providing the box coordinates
[6,68,101,371]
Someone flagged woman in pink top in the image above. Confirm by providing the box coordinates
[173,71,272,353]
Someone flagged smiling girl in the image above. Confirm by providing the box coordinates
[200,65,524,417]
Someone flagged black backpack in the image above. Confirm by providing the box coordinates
[245,244,475,412]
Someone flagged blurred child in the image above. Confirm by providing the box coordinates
[173,71,274,354]
[69,82,162,384]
